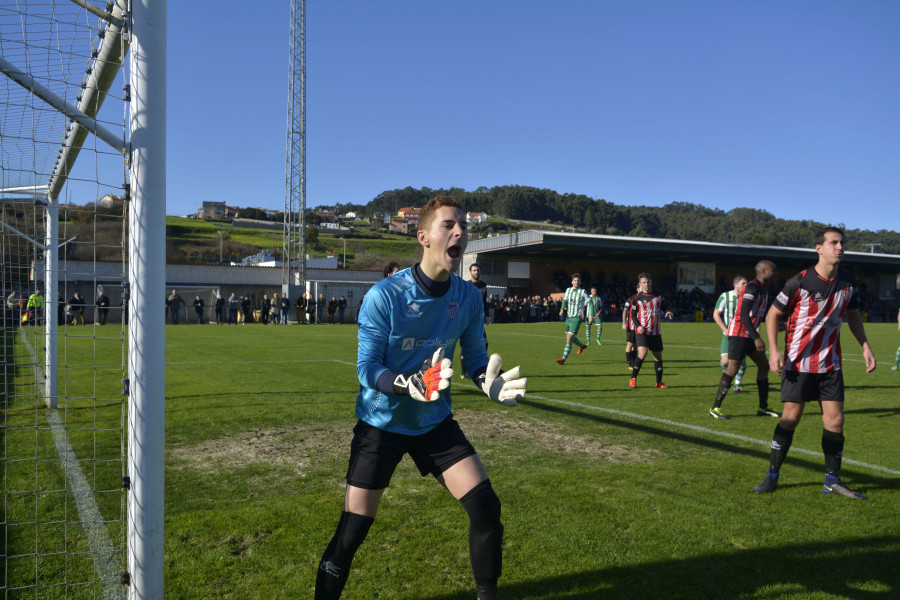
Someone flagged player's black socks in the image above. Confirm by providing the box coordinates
[713,372,734,408]
[315,511,375,599]
[769,423,795,472]
[822,428,845,476]
[631,356,644,378]
[654,360,663,384]
[460,479,503,589]
[756,378,770,409]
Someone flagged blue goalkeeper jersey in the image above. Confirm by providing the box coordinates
[356,266,489,435]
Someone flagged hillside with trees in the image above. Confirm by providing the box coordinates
[17,186,895,267]
[346,185,900,254]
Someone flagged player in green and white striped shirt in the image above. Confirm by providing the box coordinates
[556,274,590,365]
[713,275,748,391]
[585,286,603,345]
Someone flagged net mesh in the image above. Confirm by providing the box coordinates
[2,2,129,597]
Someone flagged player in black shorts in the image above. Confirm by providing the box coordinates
[755,227,876,499]
[708,261,780,419]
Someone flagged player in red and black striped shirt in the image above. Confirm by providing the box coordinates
[708,260,780,419]
[629,273,674,388]
[754,227,876,499]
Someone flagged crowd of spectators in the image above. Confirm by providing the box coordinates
[5,275,896,329]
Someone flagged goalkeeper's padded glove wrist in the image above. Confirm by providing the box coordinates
[481,354,526,407]
[392,348,453,402]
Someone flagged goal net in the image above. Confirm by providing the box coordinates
[1,1,163,598]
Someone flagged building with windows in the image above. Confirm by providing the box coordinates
[397,207,419,226]
[197,201,238,220]
[463,230,900,315]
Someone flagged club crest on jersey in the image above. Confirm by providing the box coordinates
[813,292,824,302]
[406,302,421,318]
[448,302,459,319]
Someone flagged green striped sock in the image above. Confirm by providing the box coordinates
[562,343,572,360]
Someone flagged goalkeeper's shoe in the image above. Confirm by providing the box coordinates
[757,407,781,417]
[823,475,866,499]
[555,358,565,365]
[754,471,779,494]
[708,407,730,419]
[629,377,637,389]
[576,344,586,355]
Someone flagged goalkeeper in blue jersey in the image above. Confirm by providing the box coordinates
[556,273,590,365]
[315,197,527,600]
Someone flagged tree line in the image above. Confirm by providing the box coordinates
[340,185,898,254]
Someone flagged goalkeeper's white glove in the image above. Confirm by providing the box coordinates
[479,354,526,407]
[392,348,453,402]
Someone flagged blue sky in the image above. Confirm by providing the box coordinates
[166,0,899,232]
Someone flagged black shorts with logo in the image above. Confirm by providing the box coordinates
[626,329,636,344]
[780,370,844,403]
[346,415,477,490]
[727,336,759,362]
[635,333,663,352]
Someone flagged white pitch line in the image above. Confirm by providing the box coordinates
[526,392,900,476]
[19,330,122,600]
[165,358,356,366]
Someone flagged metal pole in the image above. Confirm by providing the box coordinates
[44,196,58,409]
[218,230,223,263]
[128,1,166,598]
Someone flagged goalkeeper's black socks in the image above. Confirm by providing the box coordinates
[712,372,734,409]
[461,479,503,590]
[315,511,374,600]
[822,428,845,476]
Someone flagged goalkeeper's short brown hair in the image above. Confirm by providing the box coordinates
[418,196,463,231]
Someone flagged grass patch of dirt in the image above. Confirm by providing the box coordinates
[169,408,656,476]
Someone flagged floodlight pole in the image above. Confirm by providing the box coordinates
[127,1,167,598]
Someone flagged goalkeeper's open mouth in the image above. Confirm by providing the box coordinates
[447,244,462,269]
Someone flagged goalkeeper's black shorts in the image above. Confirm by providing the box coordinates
[346,415,477,490]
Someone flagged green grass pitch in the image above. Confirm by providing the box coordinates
[5,320,900,598]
